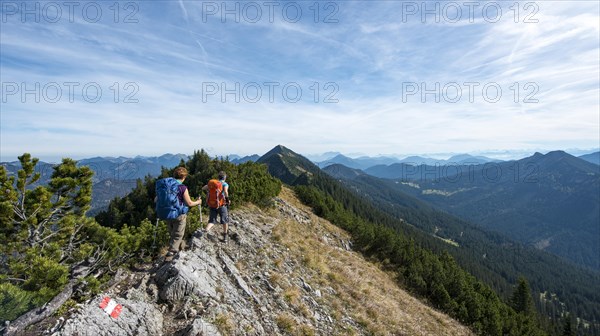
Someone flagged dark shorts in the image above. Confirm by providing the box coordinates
[208,206,229,224]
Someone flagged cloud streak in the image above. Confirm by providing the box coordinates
[1,0,598,161]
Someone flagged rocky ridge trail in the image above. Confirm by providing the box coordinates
[51,188,472,336]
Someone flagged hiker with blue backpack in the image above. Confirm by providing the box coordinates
[155,167,202,260]
[202,171,231,242]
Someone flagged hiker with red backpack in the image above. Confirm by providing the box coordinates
[202,171,230,242]
[155,167,202,260]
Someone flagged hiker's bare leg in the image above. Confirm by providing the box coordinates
[206,207,219,232]
[221,206,229,235]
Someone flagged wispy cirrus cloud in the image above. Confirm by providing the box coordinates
[0,0,598,161]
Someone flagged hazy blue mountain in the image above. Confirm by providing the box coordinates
[317,154,401,170]
[315,153,499,170]
[3,154,188,214]
[231,154,260,164]
[317,154,362,169]
[396,154,498,166]
[304,151,341,162]
[364,162,478,180]
[354,155,401,168]
[322,163,364,180]
[365,163,414,179]
[382,151,600,271]
[79,156,129,164]
[1,161,56,186]
[365,154,505,180]
[77,153,187,182]
[87,178,141,216]
[579,151,600,165]
[447,154,500,164]
[398,156,446,165]
[82,154,187,212]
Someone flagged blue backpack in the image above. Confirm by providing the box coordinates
[155,177,189,220]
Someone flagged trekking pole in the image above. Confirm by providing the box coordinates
[198,205,203,225]
[152,217,159,250]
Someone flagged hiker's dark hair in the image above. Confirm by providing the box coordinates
[173,167,188,179]
[218,171,226,180]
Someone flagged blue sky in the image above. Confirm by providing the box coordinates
[1,0,599,161]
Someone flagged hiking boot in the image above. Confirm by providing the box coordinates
[165,251,176,262]
[206,232,217,242]
[193,229,206,239]
[223,233,229,243]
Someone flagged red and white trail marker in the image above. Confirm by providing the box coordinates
[99,296,123,319]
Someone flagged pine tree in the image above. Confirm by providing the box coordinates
[511,276,536,317]
[1,154,118,323]
[562,313,576,336]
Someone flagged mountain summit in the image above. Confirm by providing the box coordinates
[257,145,319,184]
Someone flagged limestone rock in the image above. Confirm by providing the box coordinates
[176,318,220,336]
[58,296,163,336]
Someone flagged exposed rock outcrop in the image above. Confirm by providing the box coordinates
[59,296,163,336]
[52,188,472,336]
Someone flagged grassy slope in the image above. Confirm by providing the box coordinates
[265,186,474,335]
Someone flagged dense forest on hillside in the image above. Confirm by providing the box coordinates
[294,173,547,335]
[364,151,600,271]
[322,165,600,330]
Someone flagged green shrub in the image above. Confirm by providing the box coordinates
[0,283,34,321]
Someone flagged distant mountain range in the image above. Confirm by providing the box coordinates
[356,151,600,271]
[258,145,600,271]
[256,145,600,332]
[316,154,400,170]
[2,154,189,215]
[304,151,342,162]
[316,153,501,170]
[310,150,600,171]
[579,151,600,165]
[78,154,189,182]
[4,148,597,229]
[229,154,260,164]
[2,153,270,214]
[397,154,502,165]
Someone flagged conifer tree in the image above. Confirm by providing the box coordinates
[1,154,121,327]
[511,276,536,317]
[562,313,576,336]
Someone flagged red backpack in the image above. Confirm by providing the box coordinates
[207,179,226,209]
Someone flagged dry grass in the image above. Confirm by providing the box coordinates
[275,314,295,333]
[282,286,301,305]
[269,271,283,287]
[275,314,315,336]
[270,186,474,336]
[213,313,234,335]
